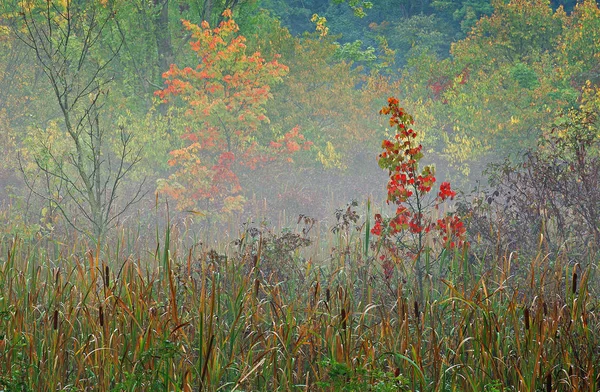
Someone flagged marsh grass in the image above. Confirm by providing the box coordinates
[0,205,599,391]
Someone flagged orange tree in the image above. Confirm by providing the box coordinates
[371,97,467,299]
[155,10,309,216]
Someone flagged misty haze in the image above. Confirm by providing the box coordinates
[0,0,599,390]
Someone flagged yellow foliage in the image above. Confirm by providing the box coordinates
[222,195,246,214]
[317,141,346,170]
[310,14,329,37]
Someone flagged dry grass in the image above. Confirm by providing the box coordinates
[0,209,599,391]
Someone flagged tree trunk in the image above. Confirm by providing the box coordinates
[154,0,174,76]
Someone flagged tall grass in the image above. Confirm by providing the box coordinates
[0,206,599,391]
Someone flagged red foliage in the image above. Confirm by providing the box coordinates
[372,97,468,276]
[427,67,469,101]
[438,182,456,201]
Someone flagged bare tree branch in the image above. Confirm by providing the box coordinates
[12,0,145,243]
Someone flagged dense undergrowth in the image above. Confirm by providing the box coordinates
[0,204,599,391]
[1,97,599,391]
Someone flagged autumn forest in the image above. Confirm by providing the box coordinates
[1,0,600,390]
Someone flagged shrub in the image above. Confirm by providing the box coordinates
[371,97,467,298]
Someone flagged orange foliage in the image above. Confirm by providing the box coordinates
[156,10,309,215]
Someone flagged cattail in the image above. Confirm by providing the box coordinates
[254,279,260,298]
[524,307,530,330]
[341,309,347,330]
[394,367,400,378]
[546,373,551,392]
[182,368,192,392]
[104,265,110,288]
[543,301,548,316]
[414,301,420,319]
[572,271,578,294]
[201,334,215,386]
[99,305,104,327]
[326,288,330,303]
[53,309,58,330]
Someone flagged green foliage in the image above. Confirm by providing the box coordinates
[433,0,495,33]
[334,40,377,64]
[556,0,600,86]
[332,0,374,18]
[375,13,455,64]
[395,0,600,182]
[317,358,410,391]
[510,62,540,89]
[262,27,396,171]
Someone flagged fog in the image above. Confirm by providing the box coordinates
[0,0,596,250]
[1,2,600,390]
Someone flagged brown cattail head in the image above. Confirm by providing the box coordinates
[524,307,530,330]
[99,305,104,327]
[394,367,401,378]
[104,265,110,288]
[572,271,578,294]
[414,301,420,319]
[546,372,552,392]
[326,288,330,303]
[254,279,260,298]
[341,309,347,330]
[53,309,59,330]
